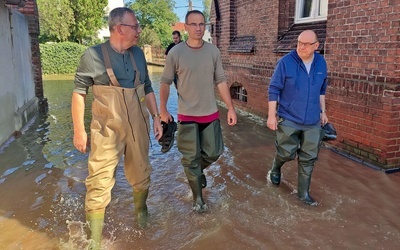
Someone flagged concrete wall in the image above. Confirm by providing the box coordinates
[0,5,38,146]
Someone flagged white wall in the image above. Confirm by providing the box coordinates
[0,6,38,146]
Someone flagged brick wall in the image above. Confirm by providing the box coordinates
[211,0,400,169]
[325,0,400,168]
[211,0,281,118]
[16,0,48,112]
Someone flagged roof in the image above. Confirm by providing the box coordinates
[275,21,327,53]
[171,22,185,32]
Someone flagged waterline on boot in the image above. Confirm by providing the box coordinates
[193,203,208,213]
[136,212,149,229]
[266,169,283,185]
[299,196,319,206]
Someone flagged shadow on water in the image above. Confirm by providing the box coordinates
[1,66,400,249]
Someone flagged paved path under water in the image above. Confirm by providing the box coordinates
[0,73,399,249]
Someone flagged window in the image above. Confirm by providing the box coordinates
[295,0,328,23]
[231,86,248,103]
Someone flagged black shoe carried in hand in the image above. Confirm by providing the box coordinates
[322,122,337,141]
[158,117,177,153]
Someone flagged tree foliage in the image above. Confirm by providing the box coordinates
[129,0,178,47]
[138,27,162,47]
[70,0,108,44]
[203,0,212,21]
[37,0,74,42]
[37,0,107,44]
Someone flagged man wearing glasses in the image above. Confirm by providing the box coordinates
[159,10,237,213]
[72,7,162,249]
[267,30,328,206]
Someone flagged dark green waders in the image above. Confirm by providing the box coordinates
[177,120,223,212]
[271,124,324,206]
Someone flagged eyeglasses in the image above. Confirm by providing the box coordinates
[297,41,318,47]
[186,23,206,28]
[120,23,141,31]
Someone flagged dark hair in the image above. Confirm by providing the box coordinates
[185,10,205,23]
[109,7,135,31]
[172,30,181,37]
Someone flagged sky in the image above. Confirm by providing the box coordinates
[123,0,204,22]
[174,0,204,22]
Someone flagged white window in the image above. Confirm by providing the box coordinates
[295,0,328,23]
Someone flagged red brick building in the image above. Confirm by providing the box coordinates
[210,0,400,170]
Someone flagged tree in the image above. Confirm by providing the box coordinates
[138,27,162,47]
[203,0,212,22]
[69,0,108,44]
[129,0,179,47]
[37,0,74,42]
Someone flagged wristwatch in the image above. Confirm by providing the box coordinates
[152,113,161,119]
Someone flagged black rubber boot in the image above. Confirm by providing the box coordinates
[184,167,208,213]
[297,173,318,206]
[133,189,149,228]
[269,158,283,185]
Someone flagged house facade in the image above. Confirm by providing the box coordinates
[0,0,47,147]
[210,0,400,170]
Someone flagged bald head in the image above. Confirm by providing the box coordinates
[298,30,318,42]
[296,30,319,62]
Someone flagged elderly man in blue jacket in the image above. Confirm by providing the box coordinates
[267,30,328,206]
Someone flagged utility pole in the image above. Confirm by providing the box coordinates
[188,0,193,11]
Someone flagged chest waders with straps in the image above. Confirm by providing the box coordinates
[86,44,152,249]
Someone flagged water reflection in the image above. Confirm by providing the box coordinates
[0,66,400,249]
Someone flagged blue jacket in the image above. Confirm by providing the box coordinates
[268,50,328,125]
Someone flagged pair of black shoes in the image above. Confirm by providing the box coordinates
[158,117,177,153]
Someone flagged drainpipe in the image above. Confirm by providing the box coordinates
[5,0,26,7]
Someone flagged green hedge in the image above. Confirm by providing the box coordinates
[40,42,87,75]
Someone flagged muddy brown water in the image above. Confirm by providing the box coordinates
[0,66,399,249]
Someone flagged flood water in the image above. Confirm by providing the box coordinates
[1,65,400,250]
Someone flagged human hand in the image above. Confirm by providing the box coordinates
[267,115,278,130]
[320,112,328,125]
[227,108,237,126]
[73,130,89,153]
[153,117,163,140]
[160,110,173,123]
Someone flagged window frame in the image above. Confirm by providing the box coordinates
[295,0,328,24]
[232,86,248,103]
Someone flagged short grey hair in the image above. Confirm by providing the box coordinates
[108,7,135,31]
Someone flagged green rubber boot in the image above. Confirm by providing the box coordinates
[298,161,318,206]
[184,167,208,213]
[86,212,104,250]
[133,189,149,229]
[298,173,318,206]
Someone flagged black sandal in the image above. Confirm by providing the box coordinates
[158,117,177,153]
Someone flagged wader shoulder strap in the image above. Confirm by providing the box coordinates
[101,43,120,87]
[129,50,141,88]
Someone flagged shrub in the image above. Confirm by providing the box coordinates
[40,42,87,75]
